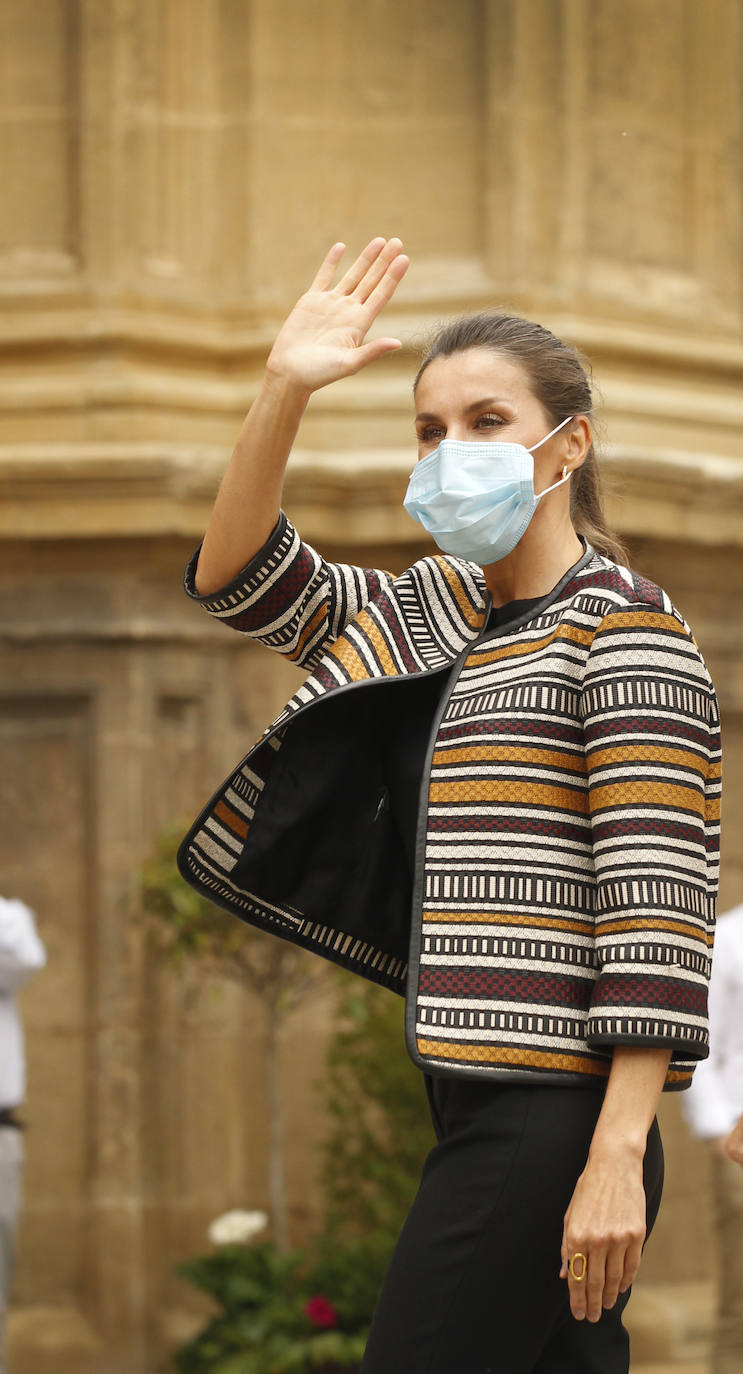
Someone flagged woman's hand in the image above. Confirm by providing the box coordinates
[560,1145,647,1322]
[558,1047,669,1322]
[193,235,409,594]
[265,237,409,395]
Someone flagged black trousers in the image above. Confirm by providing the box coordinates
[361,1076,664,1374]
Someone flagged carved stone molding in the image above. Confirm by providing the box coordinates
[2,2,740,1364]
[2,442,742,548]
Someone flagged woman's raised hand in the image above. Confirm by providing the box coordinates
[194,238,408,593]
[265,237,410,395]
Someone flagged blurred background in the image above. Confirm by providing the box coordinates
[1,1,742,1371]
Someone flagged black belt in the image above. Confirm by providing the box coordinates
[0,1108,23,1129]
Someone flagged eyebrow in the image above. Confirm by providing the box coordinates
[415,397,514,422]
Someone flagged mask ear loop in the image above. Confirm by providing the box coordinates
[530,417,574,501]
[527,415,574,454]
[536,466,571,500]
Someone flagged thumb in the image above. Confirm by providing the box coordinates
[346,337,402,374]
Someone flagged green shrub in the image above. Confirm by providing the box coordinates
[319,976,434,1249]
[172,978,434,1372]
[173,1241,368,1373]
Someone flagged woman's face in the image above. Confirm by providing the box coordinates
[413,348,567,492]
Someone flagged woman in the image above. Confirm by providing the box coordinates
[179,238,721,1373]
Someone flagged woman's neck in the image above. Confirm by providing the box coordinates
[483,518,585,608]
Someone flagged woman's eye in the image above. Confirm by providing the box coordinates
[419,425,444,442]
[476,413,505,428]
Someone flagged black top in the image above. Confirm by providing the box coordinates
[382,596,545,876]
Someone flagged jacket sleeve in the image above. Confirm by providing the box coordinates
[0,897,46,994]
[580,603,722,1063]
[184,512,395,671]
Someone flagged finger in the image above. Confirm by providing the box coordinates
[567,1248,600,1322]
[309,242,346,291]
[619,1235,644,1295]
[343,337,402,375]
[336,237,388,295]
[602,1245,626,1311]
[584,1249,607,1324]
[566,1247,589,1321]
[362,253,410,319]
[352,236,404,302]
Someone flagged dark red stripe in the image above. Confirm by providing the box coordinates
[585,716,710,747]
[426,814,590,840]
[590,817,702,843]
[439,718,584,745]
[590,973,707,1016]
[418,967,594,1009]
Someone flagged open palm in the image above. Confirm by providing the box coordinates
[266,237,410,393]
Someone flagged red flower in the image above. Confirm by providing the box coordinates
[304,1294,339,1329]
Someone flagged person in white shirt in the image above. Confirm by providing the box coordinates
[683,903,743,1374]
[0,897,45,1374]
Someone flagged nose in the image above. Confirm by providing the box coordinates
[443,422,469,443]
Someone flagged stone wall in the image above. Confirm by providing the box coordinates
[1,1,742,1369]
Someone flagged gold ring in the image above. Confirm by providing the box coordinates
[568,1252,588,1282]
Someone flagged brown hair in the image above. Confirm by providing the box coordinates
[414,311,627,565]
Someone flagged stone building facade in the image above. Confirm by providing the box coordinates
[1,1,742,1370]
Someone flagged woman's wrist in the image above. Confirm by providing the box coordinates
[261,366,312,411]
[229,368,310,481]
[585,1046,671,1168]
[587,1126,647,1165]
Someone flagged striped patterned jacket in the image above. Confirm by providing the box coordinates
[179,513,721,1091]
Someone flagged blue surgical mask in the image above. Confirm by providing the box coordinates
[403,416,574,565]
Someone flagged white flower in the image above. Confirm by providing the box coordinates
[208,1209,269,1246]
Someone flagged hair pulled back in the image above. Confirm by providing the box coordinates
[414,311,627,565]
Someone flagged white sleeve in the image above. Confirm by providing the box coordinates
[0,897,46,993]
[682,941,737,1139]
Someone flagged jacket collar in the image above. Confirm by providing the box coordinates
[283,542,598,725]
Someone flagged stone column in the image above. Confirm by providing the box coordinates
[1,1,742,1369]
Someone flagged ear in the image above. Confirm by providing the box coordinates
[564,416,592,471]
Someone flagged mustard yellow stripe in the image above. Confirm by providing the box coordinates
[286,604,328,663]
[589,744,707,773]
[475,622,593,665]
[417,1037,610,1076]
[418,1043,692,1089]
[353,610,399,677]
[324,610,400,681]
[589,779,704,817]
[435,557,486,630]
[598,916,712,946]
[422,911,593,934]
[600,610,683,633]
[428,779,589,812]
[325,636,371,682]
[433,744,587,774]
